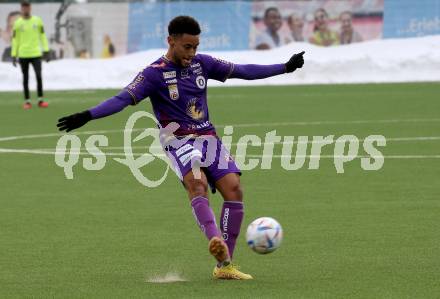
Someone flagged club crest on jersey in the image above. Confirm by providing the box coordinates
[195,76,206,89]
[163,71,176,79]
[168,84,179,100]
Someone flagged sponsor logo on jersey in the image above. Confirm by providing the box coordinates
[163,71,176,79]
[186,98,204,120]
[168,84,179,100]
[181,69,190,79]
[190,63,201,68]
[188,121,211,130]
[127,73,145,90]
[193,67,203,75]
[222,208,230,240]
[166,79,177,84]
[195,75,206,89]
[214,57,231,65]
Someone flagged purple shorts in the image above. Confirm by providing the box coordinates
[164,135,241,193]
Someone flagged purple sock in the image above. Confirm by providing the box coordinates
[191,196,221,241]
[220,201,244,259]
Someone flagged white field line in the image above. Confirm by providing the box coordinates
[89,136,440,150]
[1,117,440,142]
[1,136,440,158]
[214,118,440,128]
[0,148,439,159]
[2,136,440,152]
[0,129,135,142]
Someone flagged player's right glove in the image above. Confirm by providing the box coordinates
[285,51,305,73]
[12,57,17,67]
[57,110,92,132]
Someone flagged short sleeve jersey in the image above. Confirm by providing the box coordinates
[125,54,234,136]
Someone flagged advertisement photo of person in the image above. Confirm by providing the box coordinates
[309,8,339,47]
[287,13,305,42]
[255,7,291,50]
[1,11,21,62]
[339,11,363,44]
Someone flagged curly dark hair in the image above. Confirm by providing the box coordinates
[168,16,201,36]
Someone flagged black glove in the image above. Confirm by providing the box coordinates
[57,110,92,132]
[285,51,305,73]
[43,51,50,62]
[12,57,17,67]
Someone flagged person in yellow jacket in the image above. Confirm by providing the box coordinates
[11,1,50,109]
[100,34,115,59]
[309,8,339,47]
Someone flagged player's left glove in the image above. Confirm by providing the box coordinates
[285,51,305,73]
[43,51,50,62]
[57,110,92,132]
[12,57,17,67]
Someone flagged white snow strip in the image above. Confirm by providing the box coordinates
[1,36,439,91]
[10,136,440,151]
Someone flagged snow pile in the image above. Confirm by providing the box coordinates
[0,35,439,91]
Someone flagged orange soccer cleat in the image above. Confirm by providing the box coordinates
[38,100,49,108]
[23,102,32,110]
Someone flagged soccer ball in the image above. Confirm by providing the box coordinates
[246,217,283,254]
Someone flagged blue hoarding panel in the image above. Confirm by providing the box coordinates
[383,0,440,38]
[128,1,251,52]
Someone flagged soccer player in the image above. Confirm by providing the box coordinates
[57,16,304,280]
[11,0,50,110]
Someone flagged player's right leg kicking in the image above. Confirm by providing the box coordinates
[213,173,252,280]
[183,170,252,280]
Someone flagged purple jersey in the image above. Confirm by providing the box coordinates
[125,54,233,136]
[86,53,287,190]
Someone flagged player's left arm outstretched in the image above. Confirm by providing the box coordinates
[56,92,131,132]
[229,51,305,80]
[57,68,154,132]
